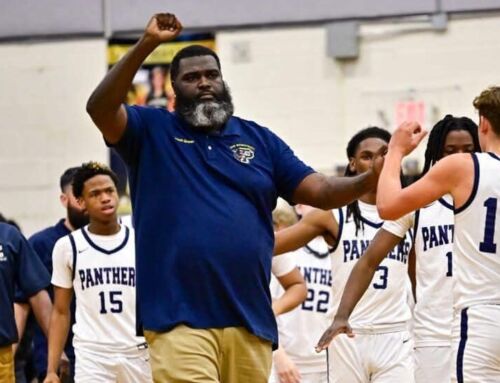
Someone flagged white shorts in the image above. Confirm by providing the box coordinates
[414,346,452,383]
[328,330,414,383]
[452,305,500,383]
[74,347,152,383]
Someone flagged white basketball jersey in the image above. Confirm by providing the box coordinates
[271,237,332,374]
[413,195,454,347]
[454,152,500,310]
[329,201,413,331]
[69,225,146,355]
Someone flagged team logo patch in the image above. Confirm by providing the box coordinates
[230,144,255,164]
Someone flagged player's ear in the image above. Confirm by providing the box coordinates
[60,193,68,209]
[348,157,356,173]
[77,197,86,210]
[479,115,491,135]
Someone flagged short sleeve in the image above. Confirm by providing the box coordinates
[13,228,50,298]
[107,105,146,167]
[267,129,315,203]
[382,212,415,239]
[51,237,74,289]
[271,252,297,277]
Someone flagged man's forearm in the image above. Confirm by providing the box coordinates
[29,290,53,337]
[46,310,70,374]
[377,150,404,219]
[86,37,158,120]
[335,260,376,320]
[320,171,376,210]
[14,303,30,341]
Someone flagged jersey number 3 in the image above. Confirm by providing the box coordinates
[373,266,388,289]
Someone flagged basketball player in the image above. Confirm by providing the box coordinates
[401,116,480,383]
[275,127,415,382]
[44,162,152,383]
[271,207,308,320]
[270,205,332,383]
[320,86,500,382]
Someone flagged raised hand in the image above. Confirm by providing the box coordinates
[389,121,428,157]
[143,13,183,44]
[315,316,353,352]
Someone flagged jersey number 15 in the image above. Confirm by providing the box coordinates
[99,291,123,314]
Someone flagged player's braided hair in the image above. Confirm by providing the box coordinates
[421,115,480,177]
[344,127,391,236]
[72,162,119,199]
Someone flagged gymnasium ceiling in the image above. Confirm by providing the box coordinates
[1,0,500,41]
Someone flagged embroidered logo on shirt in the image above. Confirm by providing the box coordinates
[230,144,255,164]
[0,245,6,262]
[174,137,195,144]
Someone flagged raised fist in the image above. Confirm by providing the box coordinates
[144,13,183,44]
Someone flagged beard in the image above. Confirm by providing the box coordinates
[67,204,89,230]
[175,83,234,134]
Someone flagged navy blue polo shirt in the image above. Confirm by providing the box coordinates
[112,105,314,347]
[0,223,50,346]
[27,219,75,377]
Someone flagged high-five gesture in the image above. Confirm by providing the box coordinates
[389,121,428,157]
[144,13,183,45]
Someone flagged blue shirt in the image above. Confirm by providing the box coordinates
[0,223,50,347]
[28,219,75,376]
[112,106,314,347]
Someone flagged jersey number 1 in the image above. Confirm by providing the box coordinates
[479,198,498,254]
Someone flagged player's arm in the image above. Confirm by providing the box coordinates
[86,13,182,144]
[28,288,53,338]
[45,286,73,383]
[13,302,30,354]
[408,246,416,301]
[293,170,380,210]
[273,267,307,316]
[274,209,337,255]
[316,228,403,351]
[377,121,471,220]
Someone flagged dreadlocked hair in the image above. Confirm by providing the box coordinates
[421,114,480,177]
[72,161,119,199]
[344,127,392,236]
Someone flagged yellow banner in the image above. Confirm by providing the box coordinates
[107,40,216,66]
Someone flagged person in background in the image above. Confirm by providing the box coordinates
[0,221,53,383]
[270,205,332,383]
[16,167,89,382]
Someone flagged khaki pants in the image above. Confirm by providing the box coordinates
[144,325,272,383]
[0,345,14,383]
